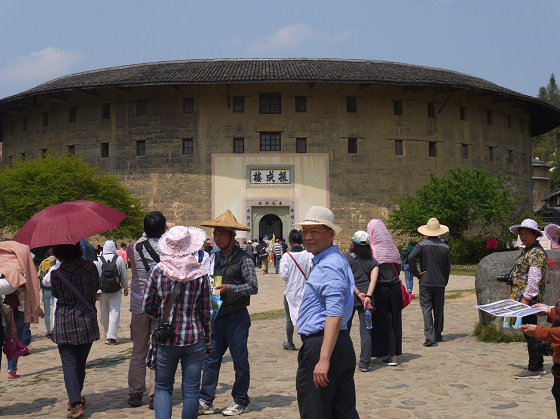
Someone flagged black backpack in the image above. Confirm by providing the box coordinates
[99,255,122,293]
[258,245,268,260]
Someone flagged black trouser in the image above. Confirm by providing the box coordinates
[419,286,445,342]
[552,364,560,418]
[296,331,360,419]
[58,342,93,405]
[522,314,544,371]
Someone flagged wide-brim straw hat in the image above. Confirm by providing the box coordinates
[293,206,342,236]
[545,224,560,246]
[509,218,543,237]
[201,210,251,231]
[159,226,207,257]
[418,218,449,237]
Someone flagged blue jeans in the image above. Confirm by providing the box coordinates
[5,309,31,374]
[274,255,281,274]
[200,309,251,407]
[403,264,413,291]
[43,289,54,333]
[155,339,206,419]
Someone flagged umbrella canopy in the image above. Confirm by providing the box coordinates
[13,200,129,248]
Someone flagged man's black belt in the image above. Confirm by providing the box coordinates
[301,329,347,341]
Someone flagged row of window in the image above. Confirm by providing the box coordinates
[7,95,526,134]
[18,137,523,164]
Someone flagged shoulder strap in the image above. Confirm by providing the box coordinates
[100,255,107,265]
[158,282,185,327]
[53,269,96,315]
[136,240,160,272]
[354,256,372,279]
[287,251,308,280]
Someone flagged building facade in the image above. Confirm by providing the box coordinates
[1,59,559,242]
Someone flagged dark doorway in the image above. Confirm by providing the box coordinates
[259,214,282,241]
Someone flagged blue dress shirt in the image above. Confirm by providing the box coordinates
[297,245,355,336]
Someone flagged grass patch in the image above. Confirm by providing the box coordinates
[13,373,51,387]
[86,347,133,369]
[450,268,476,277]
[473,321,525,343]
[250,308,285,321]
[445,288,476,300]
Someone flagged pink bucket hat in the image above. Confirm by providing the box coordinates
[509,219,543,237]
[159,226,207,257]
[545,224,560,246]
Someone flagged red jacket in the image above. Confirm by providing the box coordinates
[534,302,560,365]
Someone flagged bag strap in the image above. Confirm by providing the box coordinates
[287,252,308,280]
[158,281,185,328]
[99,255,107,265]
[53,269,96,315]
[355,257,371,279]
[136,240,160,272]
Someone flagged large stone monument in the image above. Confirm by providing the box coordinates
[476,249,560,328]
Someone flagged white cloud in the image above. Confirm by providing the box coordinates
[247,24,353,55]
[0,46,82,82]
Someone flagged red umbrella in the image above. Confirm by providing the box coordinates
[13,200,129,248]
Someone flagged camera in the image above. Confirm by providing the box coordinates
[151,323,174,342]
[534,342,553,357]
[496,273,513,286]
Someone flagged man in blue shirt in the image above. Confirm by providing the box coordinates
[294,206,360,419]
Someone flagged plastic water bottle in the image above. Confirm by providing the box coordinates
[365,308,372,329]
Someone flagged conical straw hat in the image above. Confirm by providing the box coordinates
[201,210,251,231]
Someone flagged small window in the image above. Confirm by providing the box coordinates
[40,148,47,158]
[393,100,402,116]
[20,153,26,160]
[102,103,110,119]
[427,102,435,118]
[346,97,357,113]
[8,156,13,166]
[233,97,244,113]
[137,101,147,117]
[461,144,469,159]
[295,96,307,113]
[69,107,77,123]
[486,110,492,125]
[182,139,193,154]
[296,138,307,153]
[522,153,526,168]
[22,117,27,132]
[68,145,75,155]
[260,132,281,151]
[260,93,281,114]
[460,106,467,121]
[429,141,436,157]
[507,114,511,129]
[183,98,194,114]
[348,138,358,154]
[42,112,49,127]
[100,142,109,158]
[136,140,146,156]
[488,146,495,161]
[233,138,244,154]
[520,119,524,133]
[10,121,13,135]
[395,140,403,156]
[508,149,514,164]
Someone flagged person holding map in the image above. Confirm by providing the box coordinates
[509,219,547,379]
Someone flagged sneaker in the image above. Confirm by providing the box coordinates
[222,402,249,416]
[199,399,215,415]
[423,340,437,347]
[128,392,143,407]
[67,404,85,418]
[105,338,118,345]
[515,369,541,379]
[149,395,154,410]
[358,366,369,372]
[7,373,21,380]
[282,342,297,351]
[539,369,548,375]
[382,357,398,366]
[68,397,86,411]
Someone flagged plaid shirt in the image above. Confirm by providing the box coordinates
[50,259,100,345]
[142,265,213,347]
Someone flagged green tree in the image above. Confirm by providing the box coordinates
[0,150,145,240]
[532,73,560,162]
[388,167,522,240]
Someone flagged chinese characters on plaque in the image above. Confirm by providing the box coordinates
[251,169,290,184]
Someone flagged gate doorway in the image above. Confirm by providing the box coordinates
[259,214,283,241]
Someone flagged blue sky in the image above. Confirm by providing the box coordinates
[0,0,558,100]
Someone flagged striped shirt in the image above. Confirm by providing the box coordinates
[142,265,213,347]
[274,242,283,258]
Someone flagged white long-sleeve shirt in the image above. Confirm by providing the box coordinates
[279,246,312,325]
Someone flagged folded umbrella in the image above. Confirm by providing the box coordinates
[13,200,129,249]
[3,337,27,362]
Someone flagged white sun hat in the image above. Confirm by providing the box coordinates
[293,206,342,236]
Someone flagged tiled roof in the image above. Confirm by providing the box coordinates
[1,58,559,135]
